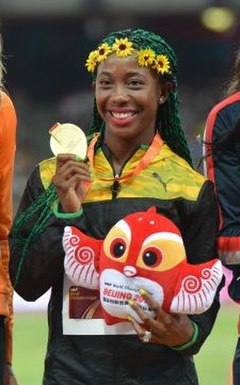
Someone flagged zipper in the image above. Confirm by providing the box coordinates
[111,173,121,199]
[107,148,141,199]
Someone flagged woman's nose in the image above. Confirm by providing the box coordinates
[111,85,129,103]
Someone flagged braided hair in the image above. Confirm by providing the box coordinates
[12,183,58,286]
[88,29,192,166]
[224,48,240,97]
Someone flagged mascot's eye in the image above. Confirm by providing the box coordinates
[142,247,163,267]
[110,237,126,258]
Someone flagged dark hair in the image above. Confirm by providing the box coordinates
[224,49,240,97]
[210,49,240,151]
[0,35,6,102]
[88,28,192,166]
[199,49,240,169]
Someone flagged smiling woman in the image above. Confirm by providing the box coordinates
[9,28,223,385]
[86,29,192,165]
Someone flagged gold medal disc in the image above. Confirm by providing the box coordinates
[49,123,88,159]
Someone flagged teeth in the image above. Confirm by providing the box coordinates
[112,112,134,119]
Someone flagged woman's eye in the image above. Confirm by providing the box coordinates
[128,80,145,90]
[129,80,142,87]
[98,79,112,88]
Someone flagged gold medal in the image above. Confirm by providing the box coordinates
[49,122,88,159]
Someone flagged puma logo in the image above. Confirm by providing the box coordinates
[151,172,173,192]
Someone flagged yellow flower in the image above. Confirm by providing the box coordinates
[85,50,99,73]
[112,38,134,58]
[152,54,171,75]
[96,43,112,63]
[85,40,171,77]
[137,49,155,67]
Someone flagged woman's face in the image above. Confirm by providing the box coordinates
[95,53,166,144]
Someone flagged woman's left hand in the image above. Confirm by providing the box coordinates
[128,290,194,346]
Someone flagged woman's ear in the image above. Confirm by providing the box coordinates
[158,81,173,104]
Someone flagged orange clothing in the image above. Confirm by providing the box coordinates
[0,91,17,363]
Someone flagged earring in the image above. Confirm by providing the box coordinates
[159,97,165,104]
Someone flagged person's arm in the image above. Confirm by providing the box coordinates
[10,151,92,301]
[203,100,240,301]
[0,92,17,374]
[9,168,82,301]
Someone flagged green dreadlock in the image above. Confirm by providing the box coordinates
[11,183,58,287]
[87,28,193,167]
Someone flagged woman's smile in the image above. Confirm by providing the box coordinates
[109,108,137,127]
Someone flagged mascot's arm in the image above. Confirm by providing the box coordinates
[63,225,102,289]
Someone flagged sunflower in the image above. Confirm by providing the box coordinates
[152,54,171,75]
[112,38,134,58]
[137,49,155,67]
[85,50,99,73]
[96,43,112,63]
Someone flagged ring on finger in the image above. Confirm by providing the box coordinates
[142,330,152,343]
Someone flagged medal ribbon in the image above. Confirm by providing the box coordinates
[87,132,163,182]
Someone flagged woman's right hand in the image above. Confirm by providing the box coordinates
[52,154,91,213]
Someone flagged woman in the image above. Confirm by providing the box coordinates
[203,48,240,385]
[9,28,221,385]
[0,35,18,385]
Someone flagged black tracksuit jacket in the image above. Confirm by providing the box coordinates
[9,140,222,385]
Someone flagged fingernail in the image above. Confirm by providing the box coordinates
[139,288,148,296]
[128,299,135,306]
[75,155,83,161]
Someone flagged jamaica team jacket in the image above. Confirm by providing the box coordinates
[10,136,222,385]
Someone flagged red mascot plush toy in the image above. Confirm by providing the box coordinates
[63,207,223,325]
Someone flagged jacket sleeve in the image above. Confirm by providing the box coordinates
[0,92,17,364]
[178,180,223,355]
[203,97,240,303]
[9,165,82,301]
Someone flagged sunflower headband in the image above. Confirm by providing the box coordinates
[85,37,171,76]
